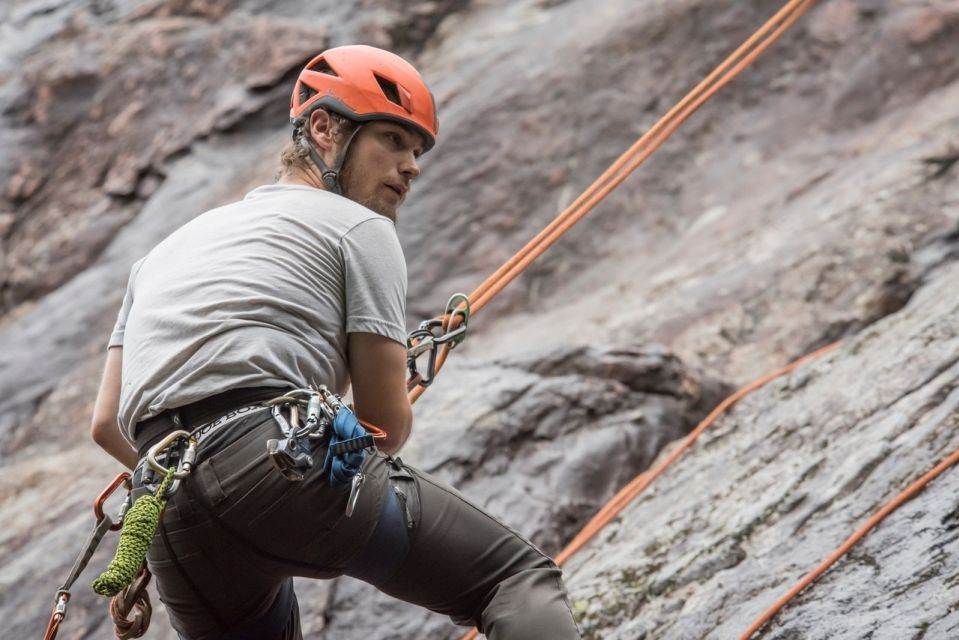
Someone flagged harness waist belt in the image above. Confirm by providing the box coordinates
[135,386,288,457]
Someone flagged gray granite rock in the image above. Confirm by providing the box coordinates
[565,259,959,639]
[2,0,958,639]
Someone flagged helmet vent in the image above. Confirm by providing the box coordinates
[308,59,338,76]
[298,83,318,106]
[374,74,403,107]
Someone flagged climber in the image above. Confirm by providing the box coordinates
[90,44,580,639]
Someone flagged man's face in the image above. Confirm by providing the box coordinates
[339,121,424,222]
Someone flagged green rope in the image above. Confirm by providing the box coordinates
[92,468,175,597]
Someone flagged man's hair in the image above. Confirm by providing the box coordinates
[277,109,358,178]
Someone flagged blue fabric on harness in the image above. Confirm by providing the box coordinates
[323,407,373,492]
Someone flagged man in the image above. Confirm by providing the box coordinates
[91,45,580,639]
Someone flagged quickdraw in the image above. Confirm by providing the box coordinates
[43,473,132,640]
[44,428,194,640]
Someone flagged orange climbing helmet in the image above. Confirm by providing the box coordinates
[290,44,439,151]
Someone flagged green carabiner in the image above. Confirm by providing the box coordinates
[444,293,471,346]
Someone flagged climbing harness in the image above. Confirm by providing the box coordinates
[44,387,382,638]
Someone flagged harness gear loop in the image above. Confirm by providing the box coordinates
[261,387,379,504]
[92,467,176,597]
[43,472,132,640]
[110,564,153,639]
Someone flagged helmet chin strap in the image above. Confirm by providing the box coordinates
[304,124,363,196]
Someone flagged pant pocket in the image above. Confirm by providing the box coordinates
[388,465,421,534]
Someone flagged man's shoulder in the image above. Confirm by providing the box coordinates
[239,184,386,229]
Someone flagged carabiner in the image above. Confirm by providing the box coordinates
[94,472,132,531]
[443,293,471,346]
[146,430,197,479]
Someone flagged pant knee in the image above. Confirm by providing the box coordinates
[480,565,580,640]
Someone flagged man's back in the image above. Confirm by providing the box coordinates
[115,183,408,439]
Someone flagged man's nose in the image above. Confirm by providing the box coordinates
[399,152,420,180]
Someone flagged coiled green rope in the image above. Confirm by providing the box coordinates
[92,468,175,597]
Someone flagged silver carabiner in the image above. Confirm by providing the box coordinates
[146,429,197,479]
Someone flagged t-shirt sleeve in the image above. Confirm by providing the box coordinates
[339,218,408,345]
[109,259,144,348]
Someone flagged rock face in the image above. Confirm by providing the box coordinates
[567,258,959,639]
[2,0,958,639]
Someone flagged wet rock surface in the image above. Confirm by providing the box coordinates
[1,0,958,639]
[566,258,959,640]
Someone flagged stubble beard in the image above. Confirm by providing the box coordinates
[340,162,398,222]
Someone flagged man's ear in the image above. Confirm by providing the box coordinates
[308,109,336,153]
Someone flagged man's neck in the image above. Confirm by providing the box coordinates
[277,165,327,191]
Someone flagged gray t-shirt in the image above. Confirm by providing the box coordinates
[110,184,407,441]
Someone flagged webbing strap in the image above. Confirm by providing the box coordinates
[58,515,113,597]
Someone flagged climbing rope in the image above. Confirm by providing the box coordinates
[110,564,154,639]
[93,467,175,596]
[458,342,837,640]
[409,0,817,404]
[740,445,959,639]
[448,1,820,636]
[555,342,839,567]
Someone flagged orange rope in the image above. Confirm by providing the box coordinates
[555,341,838,566]
[740,445,959,639]
[467,0,816,315]
[411,0,816,407]
[460,343,838,640]
[453,2,818,637]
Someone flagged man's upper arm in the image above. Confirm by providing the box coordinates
[92,346,123,433]
[348,332,412,454]
[91,346,138,469]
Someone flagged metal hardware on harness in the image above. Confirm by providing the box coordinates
[407,294,471,389]
[345,472,366,518]
[265,387,351,481]
[44,473,132,640]
[266,403,315,481]
[95,472,134,532]
[145,430,197,496]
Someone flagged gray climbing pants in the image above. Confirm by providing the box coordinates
[135,406,580,639]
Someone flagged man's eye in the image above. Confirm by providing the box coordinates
[386,132,401,145]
